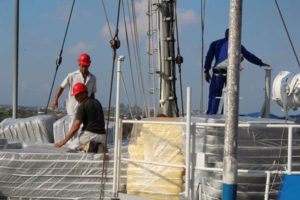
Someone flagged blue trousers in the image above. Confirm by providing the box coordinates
[206,74,227,114]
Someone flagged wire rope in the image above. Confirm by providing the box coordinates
[99,0,122,199]
[121,73,134,119]
[274,0,300,67]
[200,0,206,113]
[131,0,148,117]
[101,0,113,40]
[45,0,76,113]
[121,0,139,117]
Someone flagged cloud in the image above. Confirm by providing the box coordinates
[41,3,74,23]
[101,23,113,40]
[100,1,199,42]
[100,0,148,42]
[67,42,95,54]
[178,9,200,27]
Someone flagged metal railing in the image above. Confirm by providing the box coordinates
[192,122,300,200]
[112,55,300,200]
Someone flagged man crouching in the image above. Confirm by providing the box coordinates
[54,82,106,153]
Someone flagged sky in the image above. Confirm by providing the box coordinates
[0,0,300,116]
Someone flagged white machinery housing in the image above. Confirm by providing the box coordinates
[272,71,300,112]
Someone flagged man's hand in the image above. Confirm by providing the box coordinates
[54,139,67,148]
[51,100,58,110]
[205,72,211,83]
[261,62,270,67]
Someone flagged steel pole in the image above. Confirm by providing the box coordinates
[287,126,293,174]
[222,0,243,199]
[260,67,272,118]
[112,55,125,198]
[185,87,191,199]
[12,0,19,119]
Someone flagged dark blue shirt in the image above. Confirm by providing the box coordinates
[204,37,263,73]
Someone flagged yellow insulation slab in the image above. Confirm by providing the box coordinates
[127,118,185,200]
[128,191,180,200]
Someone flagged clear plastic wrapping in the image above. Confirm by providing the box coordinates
[127,118,185,200]
[0,115,55,143]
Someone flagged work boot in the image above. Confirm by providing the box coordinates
[83,141,98,153]
[97,143,107,153]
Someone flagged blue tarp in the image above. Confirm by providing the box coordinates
[240,112,300,120]
[279,174,300,200]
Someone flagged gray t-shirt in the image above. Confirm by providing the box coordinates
[75,98,105,134]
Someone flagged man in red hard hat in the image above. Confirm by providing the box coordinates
[51,53,97,115]
[54,82,106,152]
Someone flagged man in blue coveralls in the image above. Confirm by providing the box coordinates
[204,29,270,114]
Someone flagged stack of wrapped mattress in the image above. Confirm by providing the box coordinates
[0,144,117,200]
[0,115,55,143]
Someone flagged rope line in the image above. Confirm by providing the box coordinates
[274,0,300,67]
[101,0,113,40]
[131,0,148,117]
[99,0,122,199]
[122,0,139,117]
[45,0,76,113]
[200,0,206,113]
[121,73,134,119]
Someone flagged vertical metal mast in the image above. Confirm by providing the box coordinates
[147,0,158,117]
[147,0,152,117]
[12,0,19,119]
[157,0,177,116]
[222,0,242,199]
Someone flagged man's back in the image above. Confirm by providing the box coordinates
[204,37,229,71]
[75,98,105,134]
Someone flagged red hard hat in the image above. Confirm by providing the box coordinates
[72,82,87,96]
[78,53,91,67]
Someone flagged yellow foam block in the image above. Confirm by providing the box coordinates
[128,191,180,200]
[127,177,183,185]
[143,147,182,158]
[127,184,182,193]
[129,154,144,160]
[143,155,184,164]
[128,145,144,153]
[127,122,185,198]
[127,168,184,179]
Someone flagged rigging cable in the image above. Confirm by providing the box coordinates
[121,0,139,117]
[101,0,113,39]
[174,0,184,117]
[130,0,149,117]
[200,0,206,113]
[121,73,134,119]
[274,0,300,67]
[99,0,121,199]
[45,0,76,114]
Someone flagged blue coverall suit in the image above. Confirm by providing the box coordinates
[204,37,264,115]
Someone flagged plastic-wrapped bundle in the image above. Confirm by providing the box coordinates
[0,143,128,200]
[0,115,55,143]
[53,115,116,144]
[53,115,75,144]
[127,118,185,200]
[192,115,300,200]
